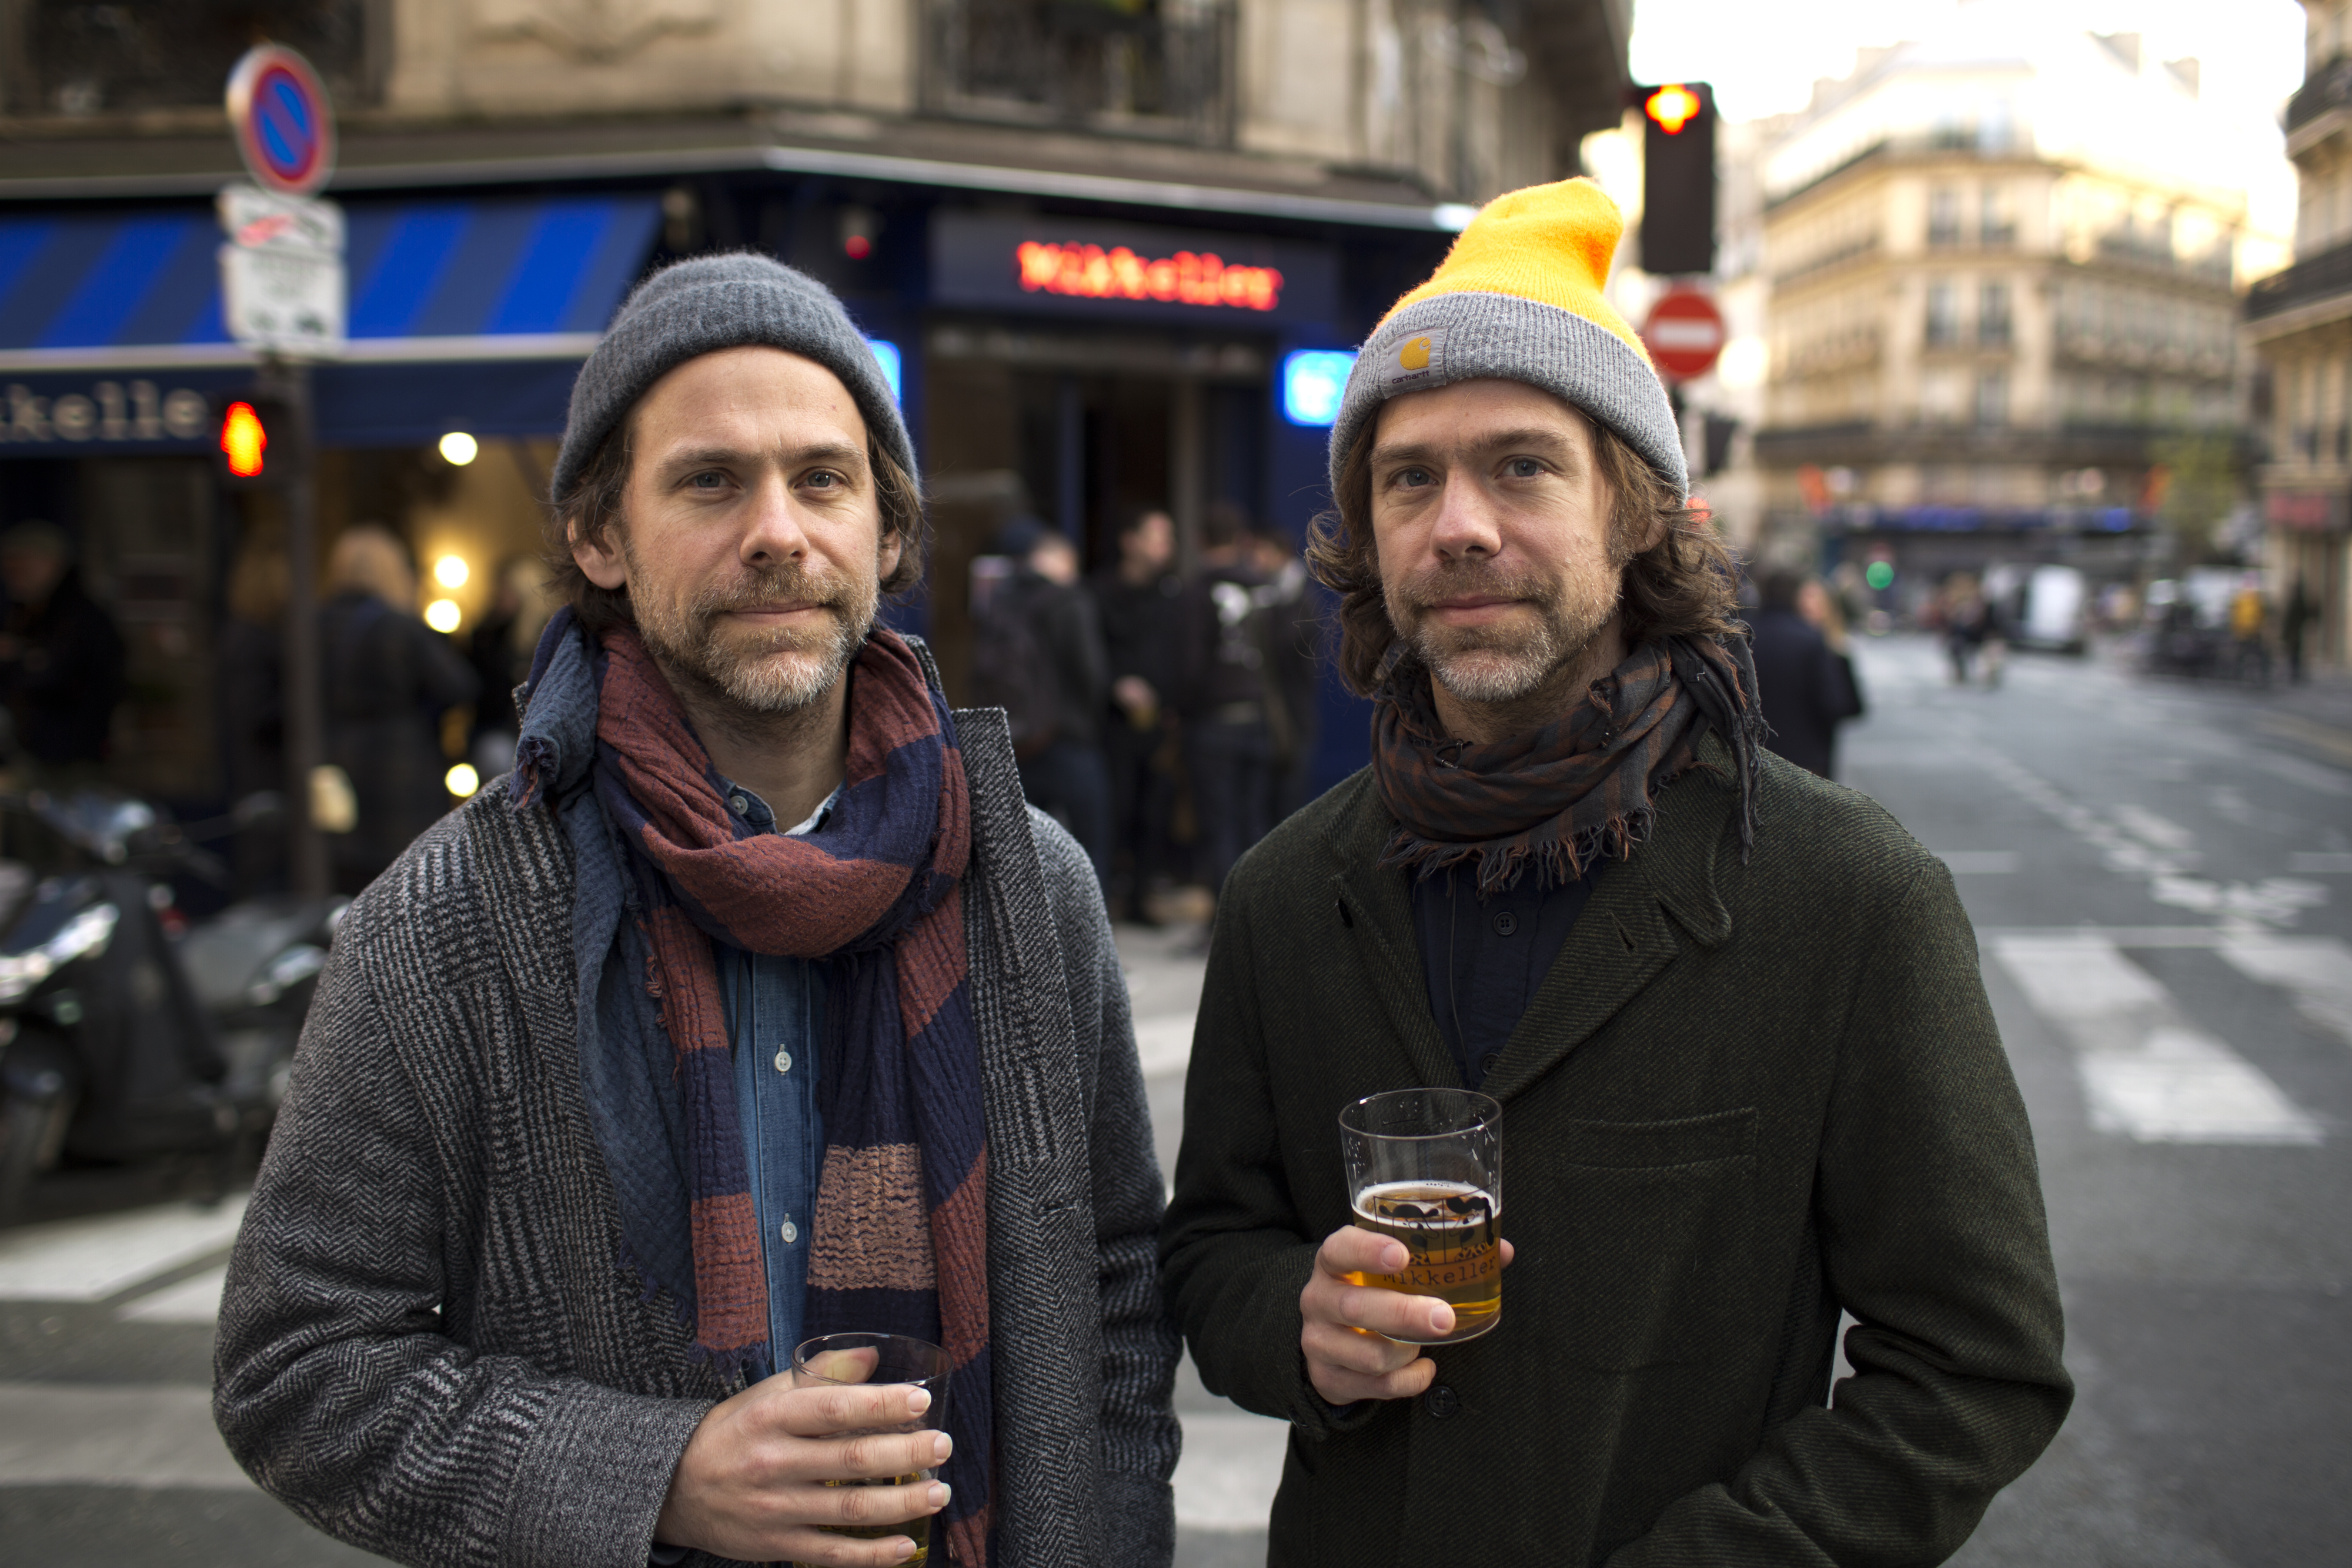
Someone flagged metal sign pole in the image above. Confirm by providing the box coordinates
[268,355,329,898]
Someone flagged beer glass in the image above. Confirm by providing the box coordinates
[789,1331,953,1566]
[1338,1088,1503,1345]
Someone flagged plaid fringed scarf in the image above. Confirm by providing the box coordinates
[1371,633,1765,896]
[590,625,995,1567]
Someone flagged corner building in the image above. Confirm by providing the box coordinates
[0,0,1633,807]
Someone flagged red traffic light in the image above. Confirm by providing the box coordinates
[220,400,268,477]
[1645,83,1702,136]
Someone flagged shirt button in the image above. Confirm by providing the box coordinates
[1424,1383,1460,1419]
[728,794,750,815]
[773,1049,792,1075]
[1492,911,1519,937]
[779,1217,799,1245]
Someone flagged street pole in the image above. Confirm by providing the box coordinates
[269,355,329,898]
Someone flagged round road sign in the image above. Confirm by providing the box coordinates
[226,45,336,197]
[1642,286,1726,382]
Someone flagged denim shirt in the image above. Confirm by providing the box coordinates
[711,778,840,1381]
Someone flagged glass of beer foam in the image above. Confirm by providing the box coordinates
[1338,1088,1504,1345]
[789,1331,953,1567]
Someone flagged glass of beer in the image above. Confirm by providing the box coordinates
[789,1331,953,1566]
[1338,1088,1503,1345]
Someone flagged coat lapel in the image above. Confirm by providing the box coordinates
[1327,779,1465,1091]
[1478,735,1740,1106]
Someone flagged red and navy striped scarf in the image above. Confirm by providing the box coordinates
[591,625,994,1566]
[1371,633,1763,895]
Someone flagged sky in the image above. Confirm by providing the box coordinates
[1628,0,2308,232]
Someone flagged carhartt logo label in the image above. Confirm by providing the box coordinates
[1383,328,1448,389]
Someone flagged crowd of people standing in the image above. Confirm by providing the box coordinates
[975,499,1319,930]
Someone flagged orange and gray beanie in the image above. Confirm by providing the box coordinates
[1328,178,1685,503]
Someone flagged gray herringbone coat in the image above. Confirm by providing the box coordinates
[214,706,1181,1568]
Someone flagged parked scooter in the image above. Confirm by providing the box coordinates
[0,790,345,1218]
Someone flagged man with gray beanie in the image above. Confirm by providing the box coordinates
[216,253,1180,1568]
[1160,179,2067,1564]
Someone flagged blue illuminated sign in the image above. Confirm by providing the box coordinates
[866,339,903,406]
[1281,349,1355,427]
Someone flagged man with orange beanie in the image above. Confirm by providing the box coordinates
[1160,179,2069,1564]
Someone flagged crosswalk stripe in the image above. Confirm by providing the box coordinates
[2216,935,2352,1045]
[0,1197,248,1302]
[1990,934,2323,1145]
[0,1383,250,1489]
[1174,1410,1288,1530]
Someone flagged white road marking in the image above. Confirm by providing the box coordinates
[0,1196,247,1301]
[0,1382,250,1489]
[1175,1410,1289,1530]
[2249,750,2352,797]
[116,1265,229,1324]
[2217,935,2352,1045]
[1990,934,2323,1145]
[2112,805,2196,852]
[2288,851,2352,873]
[2149,876,2328,925]
[1936,851,2019,874]
[1134,1015,1194,1079]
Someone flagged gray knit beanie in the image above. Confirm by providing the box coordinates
[551,253,914,503]
[1327,178,1686,502]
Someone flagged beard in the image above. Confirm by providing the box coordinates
[622,533,880,716]
[1385,553,1622,705]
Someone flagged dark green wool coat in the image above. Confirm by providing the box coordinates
[1160,740,2072,1566]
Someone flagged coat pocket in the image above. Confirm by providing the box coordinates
[1547,1107,1759,1371]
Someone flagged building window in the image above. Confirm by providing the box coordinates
[1976,371,2009,426]
[7,0,376,115]
[1981,184,2017,246]
[1925,281,1959,347]
[1979,282,2012,347]
[928,0,1238,144]
[1928,186,1962,248]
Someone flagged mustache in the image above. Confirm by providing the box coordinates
[1390,559,1554,613]
[687,565,850,620]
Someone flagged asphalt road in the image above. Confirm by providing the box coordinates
[2,632,2348,1566]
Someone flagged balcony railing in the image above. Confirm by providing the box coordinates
[2288,54,2352,135]
[2247,236,2352,321]
[926,0,1238,145]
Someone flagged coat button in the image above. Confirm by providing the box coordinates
[728,794,750,816]
[1478,1052,1499,1082]
[1492,911,1518,937]
[779,1217,799,1245]
[774,1049,793,1075]
[1424,1383,1459,1419]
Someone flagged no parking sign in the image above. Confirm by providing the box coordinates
[221,44,343,355]
[226,44,336,197]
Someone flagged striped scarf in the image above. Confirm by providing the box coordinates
[591,625,994,1567]
[1371,633,1763,895]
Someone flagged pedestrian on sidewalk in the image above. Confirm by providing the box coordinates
[1091,506,1184,922]
[2283,573,2315,684]
[216,254,1180,1568]
[998,517,1115,890]
[317,525,479,892]
[1175,502,1278,911]
[1160,178,2070,1568]
[1748,567,1864,779]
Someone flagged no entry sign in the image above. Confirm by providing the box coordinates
[1642,285,1726,382]
[226,45,336,197]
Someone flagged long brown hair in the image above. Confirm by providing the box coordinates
[544,409,931,637]
[1304,410,1740,695]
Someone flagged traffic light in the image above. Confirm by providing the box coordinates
[1636,81,1717,277]
[211,387,296,489]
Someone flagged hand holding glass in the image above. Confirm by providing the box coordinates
[1339,1088,1504,1345]
[789,1332,953,1567]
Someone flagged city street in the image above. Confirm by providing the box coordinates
[2,633,2350,1566]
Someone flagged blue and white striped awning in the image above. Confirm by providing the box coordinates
[0,193,661,372]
